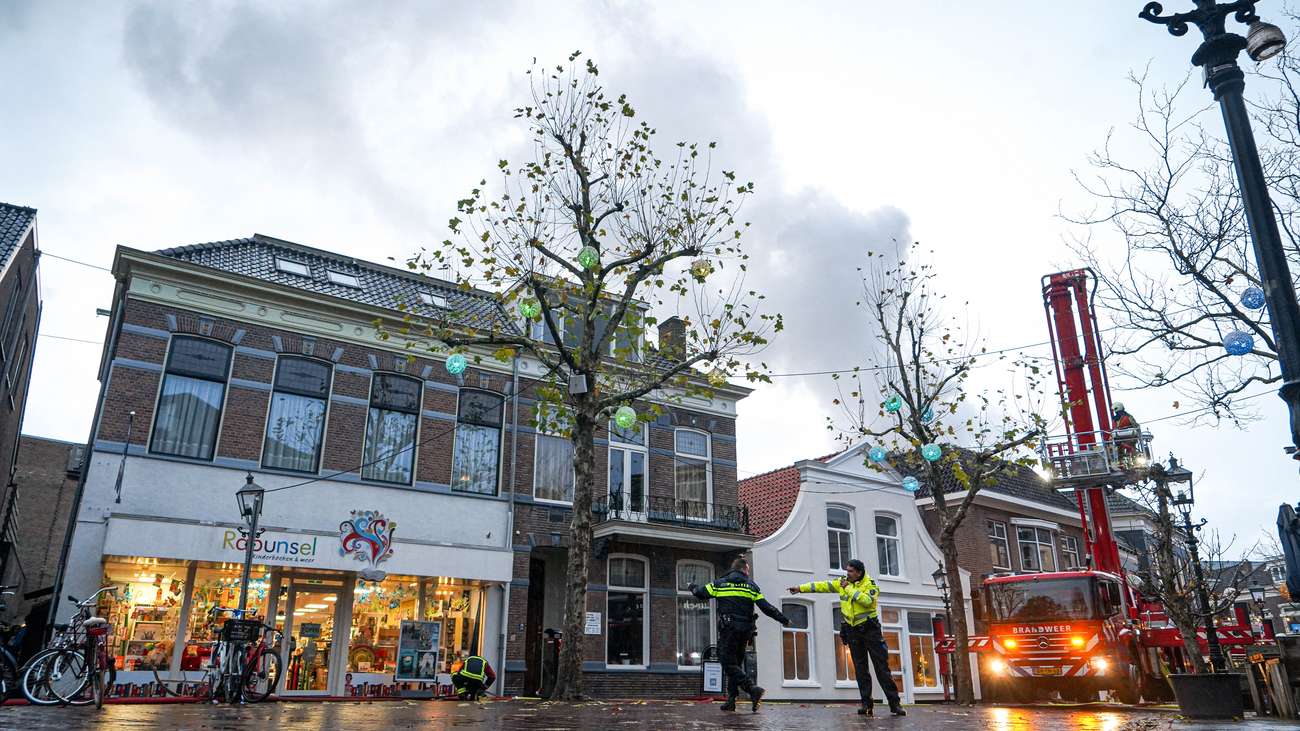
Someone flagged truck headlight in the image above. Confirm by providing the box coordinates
[1089,656,1109,674]
[988,658,1007,675]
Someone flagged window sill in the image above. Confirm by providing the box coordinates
[834,681,859,689]
[604,665,648,671]
[675,665,703,672]
[877,574,908,584]
[781,680,820,688]
[534,497,574,507]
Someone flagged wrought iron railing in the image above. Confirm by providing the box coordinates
[1038,429,1154,483]
[593,492,750,534]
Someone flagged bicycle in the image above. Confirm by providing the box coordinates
[40,588,120,708]
[0,584,20,699]
[151,607,286,703]
[20,586,119,706]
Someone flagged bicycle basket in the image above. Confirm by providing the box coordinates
[221,618,262,644]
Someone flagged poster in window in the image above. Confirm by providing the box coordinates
[702,660,723,693]
[396,619,443,681]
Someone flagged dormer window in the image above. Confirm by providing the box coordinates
[327,270,361,288]
[419,291,448,308]
[275,258,311,277]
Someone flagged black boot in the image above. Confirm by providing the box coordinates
[749,685,765,712]
[720,697,736,712]
[857,701,873,716]
[888,697,906,716]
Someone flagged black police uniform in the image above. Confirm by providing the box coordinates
[690,569,789,703]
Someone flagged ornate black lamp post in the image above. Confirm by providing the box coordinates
[235,474,265,615]
[1248,581,1271,638]
[1163,458,1230,672]
[932,567,954,702]
[1140,2,1300,468]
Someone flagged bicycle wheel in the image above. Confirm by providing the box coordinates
[43,649,90,705]
[240,650,281,702]
[21,649,68,705]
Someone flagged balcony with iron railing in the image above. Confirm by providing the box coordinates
[591,492,753,550]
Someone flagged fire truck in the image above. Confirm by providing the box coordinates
[943,269,1256,704]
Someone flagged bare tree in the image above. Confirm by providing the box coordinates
[386,54,780,700]
[832,242,1047,704]
[1066,12,1300,423]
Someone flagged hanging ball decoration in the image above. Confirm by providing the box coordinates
[690,258,712,278]
[577,246,600,270]
[614,405,637,430]
[921,407,935,424]
[445,353,468,375]
[921,443,942,462]
[1223,330,1254,356]
[1241,286,1266,310]
[518,299,540,319]
[708,368,728,388]
[884,395,903,413]
[901,476,921,493]
[868,446,888,464]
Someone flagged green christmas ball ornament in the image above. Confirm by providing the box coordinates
[577,246,600,270]
[921,443,942,462]
[690,258,712,278]
[518,299,540,319]
[445,353,468,375]
[614,405,637,430]
[884,395,902,413]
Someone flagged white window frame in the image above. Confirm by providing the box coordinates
[780,599,816,686]
[419,290,448,308]
[608,421,648,518]
[826,504,856,575]
[879,607,905,695]
[606,554,649,670]
[1016,526,1058,573]
[275,257,311,277]
[988,520,1011,570]
[1060,535,1081,569]
[875,512,903,579]
[906,610,942,691]
[675,560,715,670]
[673,427,713,521]
[532,406,575,505]
[832,606,857,686]
[527,302,643,361]
[326,270,360,288]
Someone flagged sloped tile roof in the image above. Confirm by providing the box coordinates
[738,465,801,540]
[1105,490,1156,518]
[0,203,36,270]
[155,234,514,332]
[898,447,1080,513]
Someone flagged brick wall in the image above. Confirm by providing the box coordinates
[6,436,80,622]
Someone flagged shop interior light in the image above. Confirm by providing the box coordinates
[324,596,337,602]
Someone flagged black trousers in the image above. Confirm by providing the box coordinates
[454,676,485,701]
[718,624,755,698]
[843,619,899,706]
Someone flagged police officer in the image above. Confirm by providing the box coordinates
[788,558,905,716]
[451,654,496,701]
[690,557,790,712]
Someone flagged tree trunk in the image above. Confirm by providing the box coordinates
[552,410,597,700]
[941,534,976,704]
[1152,486,1210,673]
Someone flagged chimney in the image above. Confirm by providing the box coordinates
[658,316,685,361]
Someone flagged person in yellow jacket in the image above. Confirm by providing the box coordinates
[788,558,905,716]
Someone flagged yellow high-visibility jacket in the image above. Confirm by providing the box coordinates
[797,575,881,625]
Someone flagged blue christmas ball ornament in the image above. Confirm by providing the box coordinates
[921,443,942,462]
[884,395,902,413]
[921,407,935,424]
[1223,330,1254,356]
[868,446,887,463]
[901,476,920,493]
[1241,286,1266,310]
[445,353,468,375]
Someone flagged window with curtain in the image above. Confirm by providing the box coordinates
[880,608,905,689]
[827,506,855,572]
[607,556,647,667]
[451,389,504,494]
[151,336,232,460]
[609,421,647,513]
[534,407,574,503]
[1060,535,1081,569]
[1017,526,1057,572]
[676,562,713,668]
[262,357,332,473]
[361,373,421,484]
[908,611,939,689]
[876,514,901,577]
[781,602,812,681]
[988,520,1011,569]
[674,429,711,519]
[833,607,856,682]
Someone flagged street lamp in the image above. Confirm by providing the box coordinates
[235,474,264,614]
[1164,458,1228,672]
[932,567,953,703]
[1141,2,1300,469]
[1248,581,1270,639]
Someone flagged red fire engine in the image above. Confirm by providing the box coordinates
[939,269,1257,703]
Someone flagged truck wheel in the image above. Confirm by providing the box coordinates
[1113,665,1142,705]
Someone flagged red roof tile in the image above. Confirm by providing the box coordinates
[739,465,801,540]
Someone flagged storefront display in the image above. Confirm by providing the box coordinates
[98,559,187,671]
[182,564,271,671]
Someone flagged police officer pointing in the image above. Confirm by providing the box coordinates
[690,557,790,712]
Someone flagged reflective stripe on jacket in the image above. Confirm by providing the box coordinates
[797,576,880,624]
[457,656,487,681]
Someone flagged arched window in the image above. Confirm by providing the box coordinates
[262,356,332,473]
[363,373,422,484]
[826,505,856,573]
[676,561,714,668]
[151,336,232,460]
[451,388,504,494]
[607,555,648,668]
[875,514,901,577]
[674,428,711,519]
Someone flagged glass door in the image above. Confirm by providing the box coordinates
[282,587,340,695]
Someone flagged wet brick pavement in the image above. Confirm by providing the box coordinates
[3,698,1300,730]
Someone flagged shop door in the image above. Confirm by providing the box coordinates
[282,587,341,695]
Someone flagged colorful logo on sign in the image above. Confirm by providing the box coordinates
[339,510,396,571]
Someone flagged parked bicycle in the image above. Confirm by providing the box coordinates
[19,586,119,707]
[151,606,287,703]
[0,584,21,699]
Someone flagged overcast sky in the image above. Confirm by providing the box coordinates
[2,1,1295,557]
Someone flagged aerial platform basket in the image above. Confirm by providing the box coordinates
[1038,428,1154,488]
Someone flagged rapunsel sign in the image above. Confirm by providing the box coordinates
[221,529,320,565]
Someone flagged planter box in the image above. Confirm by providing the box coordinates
[1169,673,1245,720]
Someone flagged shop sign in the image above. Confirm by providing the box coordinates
[221,530,319,565]
[339,510,396,573]
[702,661,723,693]
[584,611,601,635]
[299,622,322,639]
[396,620,443,682]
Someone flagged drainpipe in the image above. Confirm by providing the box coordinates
[46,277,126,633]
[499,353,520,695]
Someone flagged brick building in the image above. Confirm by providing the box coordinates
[54,234,751,699]
[6,436,82,624]
[0,202,43,611]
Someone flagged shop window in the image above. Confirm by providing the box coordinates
[781,601,812,681]
[262,357,332,473]
[1017,526,1057,572]
[607,555,647,667]
[349,576,420,675]
[676,561,714,668]
[880,608,904,689]
[452,389,504,495]
[362,373,422,484]
[98,559,189,671]
[908,611,939,689]
[1060,535,1081,569]
[609,422,646,513]
[988,520,1011,569]
[422,577,486,671]
[827,505,855,573]
[674,428,711,519]
[875,514,901,577]
[533,406,574,504]
[182,564,270,671]
[833,607,855,682]
[151,336,232,460]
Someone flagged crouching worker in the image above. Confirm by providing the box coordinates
[451,654,496,701]
[690,557,790,712]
